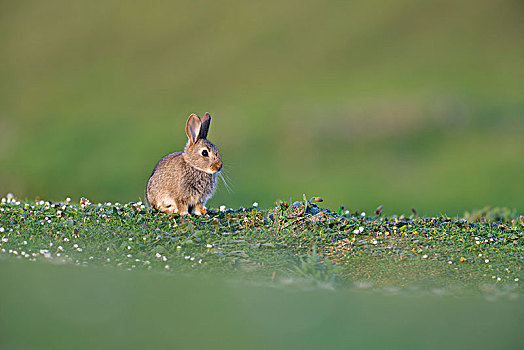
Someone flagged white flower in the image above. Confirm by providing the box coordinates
[128,238,133,241]
[220,205,226,212]
[66,197,71,203]
[252,202,258,207]
[0,227,4,233]
[485,259,489,263]
[344,210,350,215]
[190,257,195,261]
[199,259,202,264]
[206,244,213,248]
[353,229,360,234]
[1,237,7,243]
[127,246,131,250]
[58,246,64,251]
[422,254,428,259]
[176,246,181,250]
[448,261,453,264]
[184,256,190,260]
[478,253,482,257]
[361,212,366,217]
[64,237,69,242]
[155,253,161,258]
[76,248,82,252]
[359,226,364,233]
[497,277,501,281]
[73,244,78,248]
[372,240,378,245]
[515,278,519,282]
[162,256,167,261]
[107,258,111,262]
[49,242,53,247]
[164,265,170,270]
[127,254,132,258]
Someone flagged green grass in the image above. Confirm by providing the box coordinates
[1,196,524,349]
[1,196,522,293]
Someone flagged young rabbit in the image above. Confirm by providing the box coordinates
[146,112,222,215]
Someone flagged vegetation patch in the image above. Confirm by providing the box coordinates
[1,195,522,297]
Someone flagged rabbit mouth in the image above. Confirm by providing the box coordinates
[205,163,222,174]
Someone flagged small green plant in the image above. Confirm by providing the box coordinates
[294,247,341,283]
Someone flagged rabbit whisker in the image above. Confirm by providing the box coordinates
[218,172,233,193]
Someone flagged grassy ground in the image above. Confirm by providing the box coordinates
[1,196,523,349]
[1,196,522,292]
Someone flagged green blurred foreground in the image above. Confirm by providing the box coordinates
[1,0,523,215]
[1,260,523,350]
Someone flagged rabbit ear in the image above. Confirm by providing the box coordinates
[199,112,211,139]
[185,114,201,144]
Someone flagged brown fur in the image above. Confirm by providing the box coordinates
[146,113,222,215]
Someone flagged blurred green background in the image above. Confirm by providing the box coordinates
[1,0,523,215]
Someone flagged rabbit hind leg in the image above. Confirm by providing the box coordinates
[175,200,189,216]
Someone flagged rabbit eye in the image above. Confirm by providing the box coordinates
[201,149,209,157]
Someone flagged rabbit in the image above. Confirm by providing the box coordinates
[146,112,222,215]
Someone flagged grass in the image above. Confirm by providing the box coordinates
[1,196,522,294]
[1,195,524,349]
